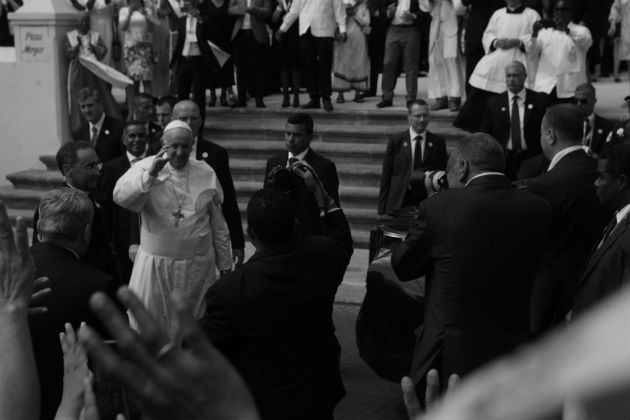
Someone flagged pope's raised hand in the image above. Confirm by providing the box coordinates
[148,146,171,177]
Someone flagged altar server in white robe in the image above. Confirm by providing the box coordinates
[420,0,466,112]
[528,0,592,103]
[469,0,540,93]
[114,120,232,338]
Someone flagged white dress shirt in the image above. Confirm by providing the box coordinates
[547,145,585,171]
[615,202,630,225]
[280,0,346,37]
[507,88,527,151]
[127,151,145,165]
[182,15,201,56]
[409,127,426,169]
[392,0,414,25]
[287,147,310,164]
[89,112,106,140]
[242,0,253,29]
[464,171,505,186]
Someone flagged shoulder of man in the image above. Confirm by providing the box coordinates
[425,131,446,145]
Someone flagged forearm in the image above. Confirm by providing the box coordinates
[0,309,39,420]
[209,201,233,271]
[113,169,155,212]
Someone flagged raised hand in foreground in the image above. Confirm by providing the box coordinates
[402,370,460,420]
[79,287,259,420]
[55,322,90,420]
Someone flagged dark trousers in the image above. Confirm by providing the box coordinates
[113,245,133,286]
[176,56,206,117]
[233,30,266,101]
[300,30,334,100]
[465,44,485,95]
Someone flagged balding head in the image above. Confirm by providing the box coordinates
[173,100,202,135]
[447,133,506,188]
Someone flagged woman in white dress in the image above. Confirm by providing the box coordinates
[71,0,120,66]
[609,0,630,87]
[332,0,371,103]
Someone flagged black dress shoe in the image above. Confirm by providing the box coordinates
[322,98,333,111]
[230,100,247,108]
[302,99,320,109]
[255,98,266,108]
[292,96,300,108]
[376,99,393,108]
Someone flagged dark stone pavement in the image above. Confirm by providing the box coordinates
[332,303,407,420]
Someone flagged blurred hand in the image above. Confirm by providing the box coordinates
[386,3,396,18]
[232,248,245,268]
[275,29,285,42]
[0,205,36,314]
[339,32,348,43]
[532,20,543,36]
[55,323,90,420]
[128,244,139,263]
[401,369,460,420]
[608,23,616,38]
[28,276,51,315]
[79,287,259,420]
[148,146,171,177]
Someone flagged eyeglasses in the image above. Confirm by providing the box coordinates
[71,161,102,171]
[573,98,588,105]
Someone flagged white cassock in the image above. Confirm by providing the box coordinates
[420,0,465,99]
[114,157,232,338]
[469,7,540,93]
[528,22,592,98]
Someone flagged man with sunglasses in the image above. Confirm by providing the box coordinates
[529,0,592,104]
[574,83,614,156]
[31,140,117,279]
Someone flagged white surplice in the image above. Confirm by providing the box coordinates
[469,7,541,93]
[528,22,592,98]
[113,157,232,338]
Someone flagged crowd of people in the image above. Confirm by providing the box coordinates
[1,0,630,419]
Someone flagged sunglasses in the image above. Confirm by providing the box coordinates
[573,98,588,105]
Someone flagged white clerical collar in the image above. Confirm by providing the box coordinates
[288,147,309,161]
[508,88,526,102]
[616,202,630,224]
[465,172,505,186]
[409,127,425,141]
[547,146,585,171]
[126,151,144,164]
[89,112,106,134]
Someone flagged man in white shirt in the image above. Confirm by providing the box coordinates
[276,0,347,111]
[529,0,592,104]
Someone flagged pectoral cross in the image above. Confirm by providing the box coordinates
[172,207,184,227]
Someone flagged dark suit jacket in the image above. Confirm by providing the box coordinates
[391,174,552,385]
[201,210,353,420]
[572,214,630,315]
[265,149,341,206]
[480,89,547,157]
[197,138,245,249]
[526,149,610,334]
[516,153,549,180]
[229,0,272,43]
[71,115,126,164]
[32,186,117,280]
[29,242,114,420]
[170,15,218,72]
[99,154,140,283]
[378,130,448,215]
[588,114,615,155]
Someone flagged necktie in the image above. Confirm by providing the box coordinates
[288,157,299,167]
[90,126,99,147]
[413,136,422,170]
[597,216,617,249]
[511,95,522,154]
[583,118,592,146]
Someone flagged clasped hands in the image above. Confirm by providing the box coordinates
[494,38,521,50]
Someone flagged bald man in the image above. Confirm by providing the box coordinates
[113,120,232,338]
[172,100,245,266]
[480,61,548,179]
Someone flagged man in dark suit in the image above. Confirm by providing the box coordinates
[481,61,548,180]
[265,113,341,205]
[574,83,614,156]
[130,93,163,147]
[173,100,246,266]
[572,142,630,316]
[461,0,504,93]
[170,0,217,118]
[229,0,272,108]
[32,141,117,280]
[378,99,448,216]
[201,184,353,420]
[99,121,148,284]
[526,104,609,335]
[71,87,125,164]
[391,133,552,391]
[29,188,114,420]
